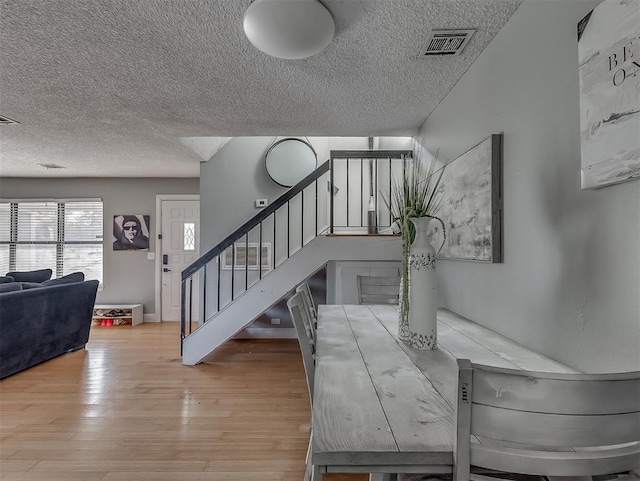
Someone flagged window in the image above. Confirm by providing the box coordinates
[183,222,195,251]
[0,200,103,283]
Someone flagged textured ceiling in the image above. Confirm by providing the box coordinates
[0,0,523,178]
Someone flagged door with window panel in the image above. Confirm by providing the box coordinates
[161,200,199,322]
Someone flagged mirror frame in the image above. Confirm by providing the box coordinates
[265,138,318,188]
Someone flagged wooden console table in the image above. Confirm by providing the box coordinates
[312,304,576,479]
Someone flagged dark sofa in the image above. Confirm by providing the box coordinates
[0,279,99,379]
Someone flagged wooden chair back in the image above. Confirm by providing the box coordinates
[287,292,316,400]
[296,282,317,331]
[454,359,640,481]
[356,275,401,305]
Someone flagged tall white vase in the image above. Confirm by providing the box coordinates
[407,217,438,350]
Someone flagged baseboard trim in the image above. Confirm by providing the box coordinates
[233,328,297,339]
[144,313,160,322]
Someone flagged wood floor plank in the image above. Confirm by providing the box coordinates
[0,472,108,481]
[28,460,208,471]
[0,459,38,472]
[102,472,285,481]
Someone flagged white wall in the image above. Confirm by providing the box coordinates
[0,177,199,317]
[417,0,640,372]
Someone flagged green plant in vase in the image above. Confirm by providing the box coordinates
[382,149,446,342]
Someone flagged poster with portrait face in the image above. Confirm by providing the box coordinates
[578,0,640,189]
[113,214,150,251]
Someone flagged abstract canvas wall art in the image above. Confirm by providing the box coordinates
[578,0,639,189]
[429,134,503,263]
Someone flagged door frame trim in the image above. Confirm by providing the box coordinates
[154,194,200,322]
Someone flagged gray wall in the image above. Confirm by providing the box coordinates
[0,177,199,316]
[418,0,640,372]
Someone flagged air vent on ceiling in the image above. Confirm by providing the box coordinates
[38,163,66,170]
[418,29,476,57]
[0,115,19,125]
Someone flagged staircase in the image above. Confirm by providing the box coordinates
[180,150,411,365]
[182,234,400,364]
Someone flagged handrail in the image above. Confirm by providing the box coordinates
[330,150,412,159]
[182,160,330,280]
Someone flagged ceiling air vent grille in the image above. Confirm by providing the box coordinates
[418,29,475,57]
[0,115,19,125]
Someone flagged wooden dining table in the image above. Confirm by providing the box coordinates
[311,304,577,480]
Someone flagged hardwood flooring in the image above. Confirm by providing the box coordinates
[0,322,366,481]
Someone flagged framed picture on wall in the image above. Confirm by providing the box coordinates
[222,242,272,270]
[578,0,640,189]
[428,134,503,263]
[113,214,150,251]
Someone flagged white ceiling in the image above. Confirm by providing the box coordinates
[0,0,523,178]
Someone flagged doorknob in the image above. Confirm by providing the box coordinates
[163,268,171,272]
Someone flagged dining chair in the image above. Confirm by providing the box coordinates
[356,275,401,305]
[296,281,317,332]
[454,359,640,481]
[287,292,316,398]
[287,292,317,481]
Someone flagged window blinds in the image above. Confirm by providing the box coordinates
[0,200,103,282]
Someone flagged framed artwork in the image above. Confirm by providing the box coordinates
[113,214,150,251]
[578,0,640,189]
[429,134,503,263]
[222,242,272,270]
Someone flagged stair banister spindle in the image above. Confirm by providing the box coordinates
[245,232,249,292]
[360,158,364,227]
[346,157,350,227]
[273,211,277,270]
[231,243,235,300]
[259,221,263,280]
[389,157,392,225]
[301,188,305,247]
[180,279,186,355]
[287,200,290,258]
[203,264,207,324]
[330,156,334,234]
[217,254,221,314]
[188,277,193,335]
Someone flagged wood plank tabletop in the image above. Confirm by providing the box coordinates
[312,304,576,474]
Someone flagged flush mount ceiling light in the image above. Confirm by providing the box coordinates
[243,0,335,60]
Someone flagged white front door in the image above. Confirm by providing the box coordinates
[161,200,200,322]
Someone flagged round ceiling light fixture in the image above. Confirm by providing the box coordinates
[243,0,335,60]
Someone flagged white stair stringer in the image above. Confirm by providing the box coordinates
[182,234,401,365]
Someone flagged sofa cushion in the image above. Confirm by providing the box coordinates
[0,276,15,284]
[0,282,22,293]
[19,282,43,290]
[6,269,53,283]
[42,272,85,286]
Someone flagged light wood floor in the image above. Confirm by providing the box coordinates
[0,322,366,481]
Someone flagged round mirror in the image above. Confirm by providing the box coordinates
[265,138,317,187]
